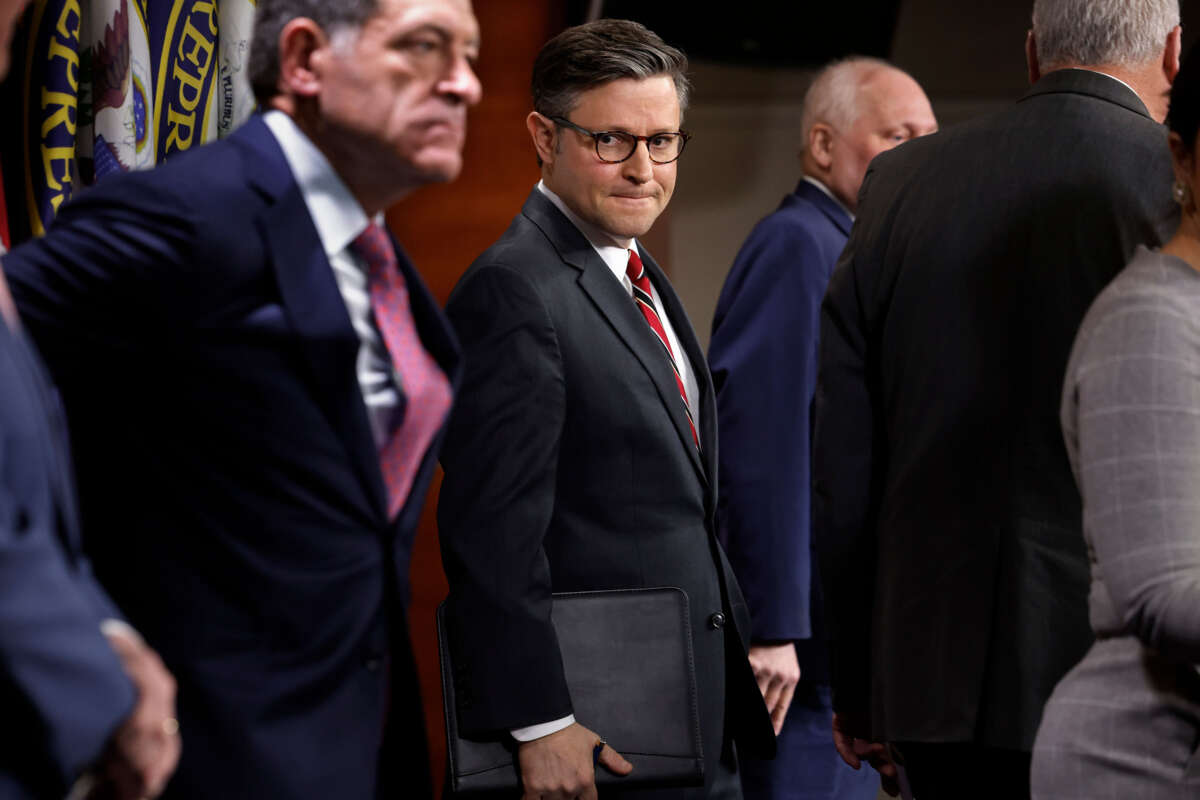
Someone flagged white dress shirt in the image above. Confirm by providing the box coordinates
[263,111,400,448]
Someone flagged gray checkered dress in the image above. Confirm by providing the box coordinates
[1032,247,1200,798]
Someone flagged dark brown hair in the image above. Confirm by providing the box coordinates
[531,19,690,121]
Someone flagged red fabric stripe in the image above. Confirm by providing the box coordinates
[626,249,698,448]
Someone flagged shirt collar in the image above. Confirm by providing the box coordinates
[1066,67,1138,97]
[262,110,371,258]
[802,175,855,221]
[536,181,640,286]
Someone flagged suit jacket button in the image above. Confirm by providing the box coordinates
[364,656,383,672]
[708,612,726,630]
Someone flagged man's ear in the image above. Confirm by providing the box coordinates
[1169,131,1192,178]
[277,17,329,99]
[1164,24,1182,85]
[807,124,836,172]
[526,112,558,167]
[1026,30,1041,85]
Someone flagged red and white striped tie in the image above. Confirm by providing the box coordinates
[626,249,699,450]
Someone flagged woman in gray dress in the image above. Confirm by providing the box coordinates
[1030,47,1200,798]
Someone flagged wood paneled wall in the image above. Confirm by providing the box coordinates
[385,2,565,791]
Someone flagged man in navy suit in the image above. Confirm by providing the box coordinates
[0,1,179,798]
[708,58,935,800]
[1,0,481,797]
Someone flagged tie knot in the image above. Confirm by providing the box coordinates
[625,248,646,283]
[350,222,396,275]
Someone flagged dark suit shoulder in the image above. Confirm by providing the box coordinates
[450,212,575,307]
[719,198,841,312]
[754,196,838,244]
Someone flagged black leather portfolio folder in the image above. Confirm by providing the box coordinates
[437,587,705,794]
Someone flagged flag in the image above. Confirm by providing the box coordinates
[149,0,220,163]
[78,0,155,181]
[6,0,258,243]
[20,0,84,237]
[217,0,255,138]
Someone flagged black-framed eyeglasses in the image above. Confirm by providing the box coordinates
[550,116,691,164]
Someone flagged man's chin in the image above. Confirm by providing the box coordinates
[600,214,659,242]
[408,148,465,185]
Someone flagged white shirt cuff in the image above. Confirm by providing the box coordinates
[511,714,576,742]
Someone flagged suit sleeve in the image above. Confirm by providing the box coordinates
[0,366,135,791]
[813,169,888,717]
[710,217,830,642]
[1067,288,1200,663]
[438,262,572,734]
[1,177,197,363]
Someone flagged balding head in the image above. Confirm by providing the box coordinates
[801,58,937,212]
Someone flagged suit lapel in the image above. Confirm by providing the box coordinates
[234,118,388,520]
[522,191,709,487]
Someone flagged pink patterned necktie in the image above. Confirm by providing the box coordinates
[350,222,453,519]
[626,249,699,449]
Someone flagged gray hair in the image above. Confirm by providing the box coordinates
[531,19,690,122]
[798,57,894,154]
[1032,0,1179,70]
[247,0,379,105]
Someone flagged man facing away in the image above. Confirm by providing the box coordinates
[709,57,935,800]
[814,1,1181,797]
[0,1,179,797]
[1,0,481,797]
[438,19,775,800]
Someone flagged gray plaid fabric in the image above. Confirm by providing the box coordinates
[1032,246,1200,798]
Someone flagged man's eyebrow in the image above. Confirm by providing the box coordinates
[397,22,479,53]
[399,22,451,40]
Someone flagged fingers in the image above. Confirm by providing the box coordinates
[832,728,861,769]
[769,680,795,736]
[830,714,861,769]
[597,744,633,776]
[517,722,602,800]
[762,674,784,717]
[101,632,181,798]
[748,644,800,736]
[754,668,773,702]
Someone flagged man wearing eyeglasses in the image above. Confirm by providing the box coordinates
[438,18,774,800]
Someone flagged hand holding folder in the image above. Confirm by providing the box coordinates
[438,587,706,794]
[514,720,633,799]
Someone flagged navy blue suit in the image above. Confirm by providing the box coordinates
[0,319,135,798]
[709,180,876,800]
[2,115,460,800]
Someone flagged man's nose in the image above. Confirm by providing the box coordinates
[622,140,654,182]
[440,54,483,106]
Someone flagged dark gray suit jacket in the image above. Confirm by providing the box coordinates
[814,68,1178,750]
[438,189,774,787]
